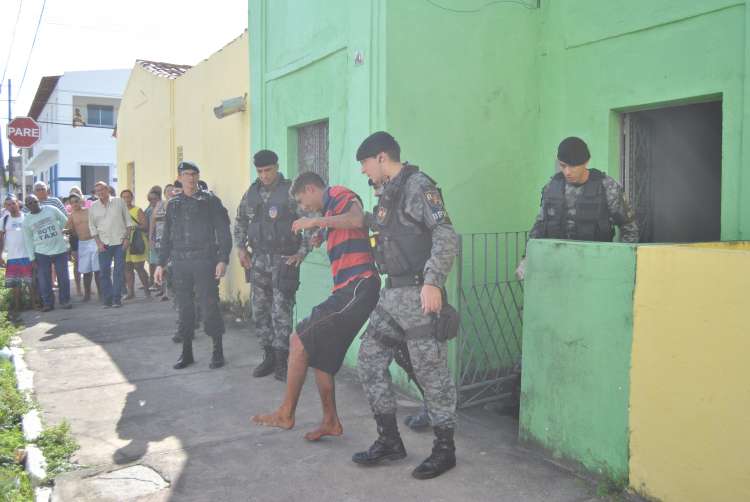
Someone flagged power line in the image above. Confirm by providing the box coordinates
[17,0,48,96]
[424,0,537,13]
[0,0,25,86]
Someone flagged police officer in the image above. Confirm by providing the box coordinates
[235,150,310,381]
[516,136,639,279]
[154,161,232,370]
[352,132,459,480]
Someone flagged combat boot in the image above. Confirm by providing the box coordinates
[274,349,289,382]
[252,346,275,377]
[209,335,225,369]
[411,426,456,479]
[173,339,194,370]
[352,414,407,466]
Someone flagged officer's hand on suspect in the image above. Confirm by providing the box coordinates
[285,253,304,267]
[215,262,227,280]
[153,266,164,286]
[420,284,443,315]
[310,230,324,248]
[291,217,319,234]
[238,249,251,270]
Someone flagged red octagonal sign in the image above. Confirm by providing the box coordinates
[7,116,41,148]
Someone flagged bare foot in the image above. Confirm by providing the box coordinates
[251,410,294,430]
[304,419,343,441]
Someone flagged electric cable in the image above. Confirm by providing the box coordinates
[424,0,536,13]
[17,0,48,97]
[0,0,24,86]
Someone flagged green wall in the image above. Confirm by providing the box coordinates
[519,239,636,480]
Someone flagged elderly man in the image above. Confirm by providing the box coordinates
[22,194,71,311]
[88,181,133,308]
[33,181,66,213]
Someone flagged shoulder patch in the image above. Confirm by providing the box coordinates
[423,189,450,224]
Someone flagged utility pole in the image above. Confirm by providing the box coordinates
[4,79,10,196]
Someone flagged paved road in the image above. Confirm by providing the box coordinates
[18,294,600,502]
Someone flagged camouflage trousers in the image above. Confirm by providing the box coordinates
[249,253,295,351]
[358,290,457,429]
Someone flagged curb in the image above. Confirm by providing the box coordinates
[7,338,53,502]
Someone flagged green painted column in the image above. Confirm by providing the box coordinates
[519,239,636,481]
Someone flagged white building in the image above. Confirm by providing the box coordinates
[21,69,130,198]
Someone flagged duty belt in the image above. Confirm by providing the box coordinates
[384,273,424,289]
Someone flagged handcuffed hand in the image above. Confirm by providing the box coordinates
[291,217,319,234]
[515,257,527,281]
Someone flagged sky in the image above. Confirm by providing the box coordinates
[0,0,248,157]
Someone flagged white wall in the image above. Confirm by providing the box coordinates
[24,69,130,197]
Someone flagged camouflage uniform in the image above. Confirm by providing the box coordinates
[234,175,310,351]
[529,170,639,243]
[357,167,459,429]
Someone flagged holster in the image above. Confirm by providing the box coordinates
[434,303,460,342]
[273,260,300,295]
[371,305,406,347]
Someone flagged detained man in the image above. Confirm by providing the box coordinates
[252,172,380,441]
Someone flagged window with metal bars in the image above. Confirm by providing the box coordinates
[297,120,329,182]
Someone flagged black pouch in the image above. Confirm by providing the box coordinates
[434,303,460,342]
[371,305,406,347]
[273,260,300,295]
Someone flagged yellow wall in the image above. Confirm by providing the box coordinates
[116,32,250,301]
[116,65,175,201]
[630,245,750,502]
[174,31,250,300]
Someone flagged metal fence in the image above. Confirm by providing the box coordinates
[455,232,527,409]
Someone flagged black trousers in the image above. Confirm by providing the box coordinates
[173,259,225,340]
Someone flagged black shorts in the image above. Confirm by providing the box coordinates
[296,274,381,375]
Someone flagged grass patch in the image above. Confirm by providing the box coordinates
[37,421,79,481]
[0,358,32,502]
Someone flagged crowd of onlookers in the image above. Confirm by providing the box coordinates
[0,179,186,319]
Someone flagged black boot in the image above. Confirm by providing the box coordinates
[209,335,225,369]
[173,339,194,369]
[171,331,183,343]
[252,346,275,377]
[352,414,407,466]
[273,349,288,382]
[411,426,456,479]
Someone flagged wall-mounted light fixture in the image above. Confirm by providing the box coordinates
[213,94,247,119]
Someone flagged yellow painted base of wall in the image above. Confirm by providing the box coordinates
[630,245,750,502]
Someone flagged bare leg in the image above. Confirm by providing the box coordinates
[74,260,82,296]
[125,263,135,299]
[252,333,308,430]
[135,262,151,297]
[10,286,22,320]
[148,263,156,287]
[304,369,343,441]
[83,273,93,301]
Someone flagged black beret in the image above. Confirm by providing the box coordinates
[557,137,590,166]
[177,161,200,174]
[356,131,400,161]
[253,149,278,167]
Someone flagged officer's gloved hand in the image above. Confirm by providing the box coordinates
[515,258,527,281]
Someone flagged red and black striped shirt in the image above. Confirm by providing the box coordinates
[322,186,377,291]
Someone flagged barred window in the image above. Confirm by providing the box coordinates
[297,120,329,183]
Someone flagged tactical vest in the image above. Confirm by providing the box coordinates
[168,190,219,260]
[542,168,614,242]
[245,177,300,255]
[372,164,434,279]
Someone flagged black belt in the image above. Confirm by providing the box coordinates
[384,273,423,289]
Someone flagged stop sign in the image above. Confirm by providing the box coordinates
[7,117,41,148]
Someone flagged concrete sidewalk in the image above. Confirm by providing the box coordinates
[18,294,601,502]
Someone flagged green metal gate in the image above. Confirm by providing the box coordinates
[454,232,526,408]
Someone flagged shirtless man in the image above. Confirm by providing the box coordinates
[65,191,100,301]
